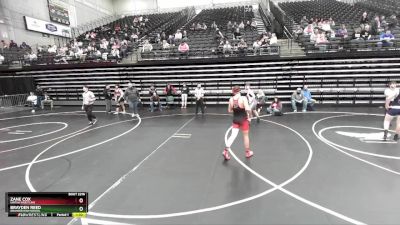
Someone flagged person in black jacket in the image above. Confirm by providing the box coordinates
[103,85,112,113]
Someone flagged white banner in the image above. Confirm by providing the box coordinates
[24,16,71,38]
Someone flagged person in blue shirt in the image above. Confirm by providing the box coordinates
[302,85,316,111]
[379,30,395,47]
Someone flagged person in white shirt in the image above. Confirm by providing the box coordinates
[245,83,260,123]
[0,54,4,64]
[194,84,205,115]
[269,33,278,45]
[27,92,37,113]
[82,85,97,125]
[174,30,183,43]
[383,81,400,141]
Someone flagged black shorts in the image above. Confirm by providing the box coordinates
[387,108,400,116]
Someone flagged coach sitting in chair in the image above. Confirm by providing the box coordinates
[291,87,308,112]
[302,85,316,111]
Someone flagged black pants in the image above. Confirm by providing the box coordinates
[84,104,96,121]
[196,98,205,114]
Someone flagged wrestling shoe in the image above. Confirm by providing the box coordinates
[245,149,254,158]
[92,119,97,125]
[222,148,231,160]
[383,130,388,141]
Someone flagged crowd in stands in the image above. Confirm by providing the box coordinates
[281,0,400,52]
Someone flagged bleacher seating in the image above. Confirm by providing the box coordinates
[11,57,400,108]
[277,0,400,54]
[142,6,279,60]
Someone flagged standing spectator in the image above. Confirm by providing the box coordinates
[266,97,283,116]
[103,85,112,113]
[35,85,44,109]
[291,87,307,112]
[82,85,97,125]
[178,41,189,59]
[194,84,205,115]
[124,82,141,118]
[180,82,189,108]
[0,54,4,64]
[360,12,369,25]
[148,84,157,108]
[302,85,316,111]
[164,83,176,108]
[114,84,126,114]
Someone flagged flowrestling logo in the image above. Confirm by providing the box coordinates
[45,24,58,32]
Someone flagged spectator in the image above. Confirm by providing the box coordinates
[9,40,18,49]
[223,40,233,55]
[256,90,266,113]
[233,28,241,40]
[160,32,167,42]
[167,35,175,45]
[215,28,224,43]
[35,85,45,109]
[114,84,126,114]
[238,39,248,57]
[142,40,153,53]
[0,54,4,64]
[227,21,233,30]
[371,15,382,35]
[245,20,251,30]
[379,30,395,47]
[266,97,283,116]
[253,39,261,55]
[315,32,329,51]
[321,20,332,32]
[291,87,307,112]
[111,47,120,59]
[310,29,318,43]
[196,23,202,30]
[270,33,278,45]
[302,86,316,111]
[148,84,157,105]
[238,21,245,29]
[190,23,196,31]
[162,40,170,50]
[251,20,257,30]
[150,92,162,112]
[381,15,388,30]
[300,16,308,28]
[120,43,128,58]
[388,15,399,30]
[293,25,304,40]
[336,24,348,38]
[211,21,217,29]
[130,33,138,42]
[201,23,207,30]
[194,84,205,115]
[178,41,189,59]
[175,30,183,43]
[164,83,176,108]
[124,82,141,118]
[103,85,112,113]
[360,24,372,41]
[303,24,314,36]
[182,30,188,39]
[27,92,38,113]
[328,17,335,26]
[0,40,8,52]
[48,45,57,53]
[360,11,369,25]
[180,82,189,108]
[20,42,30,50]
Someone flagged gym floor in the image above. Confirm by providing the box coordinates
[0,105,399,225]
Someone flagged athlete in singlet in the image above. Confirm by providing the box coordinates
[245,83,260,123]
[223,86,253,160]
[383,81,400,141]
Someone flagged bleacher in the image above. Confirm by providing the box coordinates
[10,56,400,109]
[142,6,279,60]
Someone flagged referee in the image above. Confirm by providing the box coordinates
[82,85,97,125]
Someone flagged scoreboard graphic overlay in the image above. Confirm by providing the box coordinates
[5,192,88,218]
